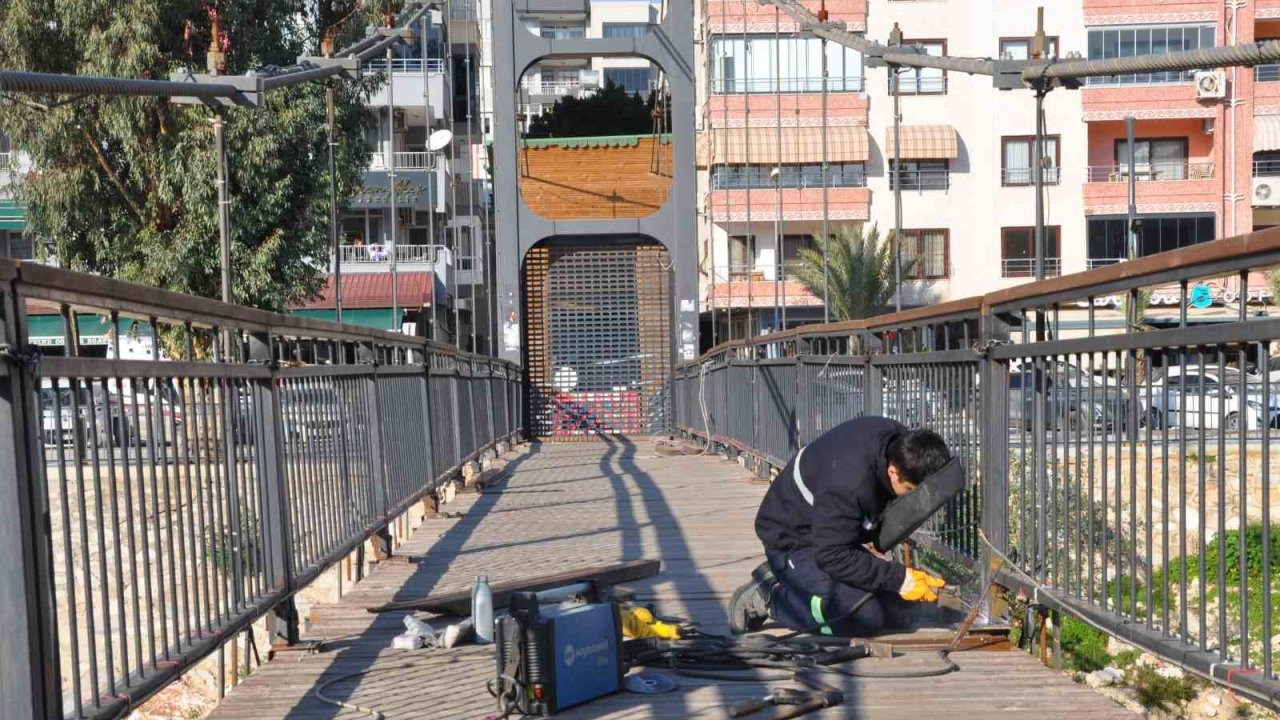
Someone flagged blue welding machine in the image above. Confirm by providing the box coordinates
[493,584,624,716]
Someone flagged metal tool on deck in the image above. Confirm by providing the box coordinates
[727,672,845,719]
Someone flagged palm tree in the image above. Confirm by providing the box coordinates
[791,224,914,321]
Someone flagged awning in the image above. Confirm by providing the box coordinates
[883,124,959,160]
[292,271,436,310]
[697,126,870,166]
[1257,116,1280,152]
[290,308,399,331]
[0,200,25,232]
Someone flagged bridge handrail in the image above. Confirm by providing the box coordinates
[1,261,522,719]
[675,227,1280,710]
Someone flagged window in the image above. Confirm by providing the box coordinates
[1087,213,1215,265]
[0,133,10,166]
[1256,151,1280,177]
[999,36,1060,60]
[602,22,648,38]
[729,235,756,277]
[899,229,949,279]
[1002,136,1060,186]
[540,23,585,39]
[604,67,652,94]
[711,35,863,93]
[1001,227,1061,278]
[782,234,816,270]
[889,160,949,191]
[710,163,867,189]
[0,231,33,261]
[894,40,946,95]
[1115,138,1189,180]
[1086,25,1215,85]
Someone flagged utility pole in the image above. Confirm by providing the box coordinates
[889,23,903,314]
[386,5,401,334]
[324,32,343,324]
[208,10,234,357]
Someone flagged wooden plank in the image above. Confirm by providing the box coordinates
[365,558,662,614]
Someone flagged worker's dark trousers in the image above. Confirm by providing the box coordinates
[763,547,913,637]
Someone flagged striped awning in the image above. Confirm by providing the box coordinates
[697,126,870,166]
[883,124,959,160]
[1257,115,1280,152]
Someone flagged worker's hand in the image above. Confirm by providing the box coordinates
[899,568,946,603]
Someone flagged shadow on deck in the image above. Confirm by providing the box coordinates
[206,441,1135,719]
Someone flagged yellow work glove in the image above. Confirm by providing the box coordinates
[620,606,682,640]
[899,568,946,603]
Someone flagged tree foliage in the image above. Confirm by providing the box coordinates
[0,1,379,310]
[791,224,910,320]
[525,82,658,138]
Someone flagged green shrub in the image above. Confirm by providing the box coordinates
[1127,665,1197,713]
[1060,617,1111,672]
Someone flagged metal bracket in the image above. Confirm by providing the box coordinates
[0,343,42,370]
[296,56,362,81]
[168,70,264,107]
[972,339,1010,358]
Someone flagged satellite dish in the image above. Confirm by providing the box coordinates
[428,129,454,152]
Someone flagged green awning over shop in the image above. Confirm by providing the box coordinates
[291,308,397,331]
[26,314,142,346]
[0,200,26,232]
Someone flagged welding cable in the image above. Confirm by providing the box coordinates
[312,655,446,719]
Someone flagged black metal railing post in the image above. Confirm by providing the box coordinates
[247,331,299,646]
[357,342,392,561]
[979,311,1011,609]
[0,275,62,719]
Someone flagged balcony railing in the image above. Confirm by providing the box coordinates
[1255,159,1280,177]
[711,76,866,94]
[710,171,867,191]
[339,244,445,264]
[889,168,950,191]
[363,58,446,74]
[1002,258,1061,278]
[1087,257,1125,270]
[1086,162,1215,183]
[520,77,598,96]
[368,151,437,171]
[1257,63,1280,82]
[1002,166,1060,186]
[0,152,11,168]
[895,75,946,95]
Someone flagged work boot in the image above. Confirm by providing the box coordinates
[729,561,776,634]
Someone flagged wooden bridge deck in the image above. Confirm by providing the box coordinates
[207,441,1135,719]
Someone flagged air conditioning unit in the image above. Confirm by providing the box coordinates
[1254,177,1280,207]
[1195,70,1227,100]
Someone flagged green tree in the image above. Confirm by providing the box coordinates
[791,224,911,320]
[0,1,378,311]
[525,82,659,138]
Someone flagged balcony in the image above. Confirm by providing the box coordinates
[706,0,866,32]
[1086,161,1214,183]
[363,58,446,75]
[1001,258,1062,278]
[1082,82,1208,121]
[1084,161,1218,213]
[707,187,871,222]
[520,73,600,99]
[338,244,446,266]
[514,0,589,15]
[896,75,946,96]
[368,151,438,172]
[711,76,865,94]
[1001,167,1060,186]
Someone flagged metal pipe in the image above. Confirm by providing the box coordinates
[328,86,343,324]
[1126,115,1137,269]
[774,5,784,334]
[1033,87,1046,282]
[820,38,830,324]
[0,70,242,98]
[214,113,233,356]
[1032,39,1280,82]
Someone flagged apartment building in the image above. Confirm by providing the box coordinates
[696,0,1280,344]
[303,3,497,351]
[516,0,662,122]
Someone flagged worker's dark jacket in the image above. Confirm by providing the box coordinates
[754,416,907,594]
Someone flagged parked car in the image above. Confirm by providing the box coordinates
[1147,366,1280,431]
[1008,362,1132,433]
[280,384,341,443]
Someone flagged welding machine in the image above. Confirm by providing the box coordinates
[493,583,624,716]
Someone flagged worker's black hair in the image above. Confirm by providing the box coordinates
[885,429,950,485]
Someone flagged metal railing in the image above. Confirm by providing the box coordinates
[677,228,1280,710]
[710,76,866,94]
[1257,63,1280,82]
[2,261,521,719]
[1255,159,1280,177]
[1087,161,1216,183]
[896,75,947,95]
[1002,166,1060,186]
[889,167,950,191]
[1087,257,1125,270]
[338,244,445,264]
[0,151,12,168]
[362,58,447,74]
[1001,257,1061,278]
[368,151,437,171]
[520,77,598,96]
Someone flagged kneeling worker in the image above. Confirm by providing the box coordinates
[730,416,950,636]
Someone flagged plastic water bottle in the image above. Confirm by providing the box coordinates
[472,575,494,645]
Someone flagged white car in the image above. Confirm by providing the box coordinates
[1147,366,1280,431]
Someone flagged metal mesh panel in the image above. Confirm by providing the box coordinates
[524,239,673,439]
